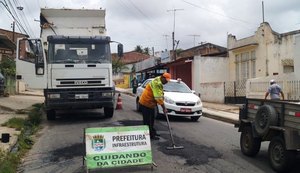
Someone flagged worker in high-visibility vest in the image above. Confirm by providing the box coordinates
[139,72,171,140]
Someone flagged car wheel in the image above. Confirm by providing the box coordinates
[104,107,114,118]
[46,109,56,121]
[240,126,261,157]
[191,116,200,122]
[254,105,278,136]
[268,136,296,173]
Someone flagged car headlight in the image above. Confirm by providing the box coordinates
[103,92,113,97]
[48,93,60,99]
[196,99,201,105]
[164,96,175,104]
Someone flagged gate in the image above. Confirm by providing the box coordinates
[224,80,246,104]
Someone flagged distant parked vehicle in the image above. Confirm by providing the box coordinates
[136,78,202,121]
[0,72,5,96]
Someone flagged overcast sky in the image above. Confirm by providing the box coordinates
[1,0,300,53]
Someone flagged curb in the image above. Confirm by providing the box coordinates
[0,104,16,112]
[202,112,238,125]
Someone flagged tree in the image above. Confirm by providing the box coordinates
[112,58,129,74]
[134,45,150,55]
[143,47,150,55]
[0,56,15,77]
[134,45,143,54]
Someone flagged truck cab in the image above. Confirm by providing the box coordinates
[16,8,123,120]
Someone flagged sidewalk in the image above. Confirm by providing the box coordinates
[116,87,240,124]
[0,92,44,152]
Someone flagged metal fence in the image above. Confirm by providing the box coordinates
[224,80,246,104]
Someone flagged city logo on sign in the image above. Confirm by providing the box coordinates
[92,135,106,152]
[75,80,88,85]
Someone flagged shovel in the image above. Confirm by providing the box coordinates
[164,111,184,150]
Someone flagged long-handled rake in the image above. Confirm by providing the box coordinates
[164,112,184,150]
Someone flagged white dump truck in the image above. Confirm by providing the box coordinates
[16,8,123,120]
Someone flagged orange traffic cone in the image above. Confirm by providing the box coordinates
[116,93,123,110]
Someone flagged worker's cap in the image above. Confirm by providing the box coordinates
[270,79,276,84]
[162,72,171,81]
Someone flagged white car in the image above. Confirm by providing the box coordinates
[136,78,202,121]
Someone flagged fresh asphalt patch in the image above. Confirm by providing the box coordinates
[51,143,84,162]
[157,134,222,166]
[118,120,222,166]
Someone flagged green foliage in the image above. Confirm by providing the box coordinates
[0,151,19,173]
[0,56,15,77]
[0,104,43,172]
[2,118,25,131]
[134,45,150,55]
[112,58,129,73]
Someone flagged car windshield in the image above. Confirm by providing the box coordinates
[164,81,191,93]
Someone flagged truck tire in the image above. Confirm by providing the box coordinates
[46,109,56,121]
[268,136,296,173]
[254,105,278,136]
[240,126,261,157]
[104,107,114,118]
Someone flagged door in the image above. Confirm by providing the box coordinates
[16,38,47,89]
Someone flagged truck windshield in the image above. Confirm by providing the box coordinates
[48,43,111,64]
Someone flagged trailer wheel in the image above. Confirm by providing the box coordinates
[240,126,261,157]
[104,107,114,118]
[268,136,296,173]
[46,109,56,121]
[254,105,278,136]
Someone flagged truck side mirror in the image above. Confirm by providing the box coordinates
[117,44,123,57]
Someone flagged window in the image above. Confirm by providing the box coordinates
[235,50,256,81]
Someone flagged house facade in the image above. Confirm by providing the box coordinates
[228,22,300,100]
[228,22,299,81]
[166,43,227,89]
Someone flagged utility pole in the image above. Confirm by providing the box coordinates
[167,8,183,61]
[11,21,15,43]
[262,1,265,23]
[187,34,200,47]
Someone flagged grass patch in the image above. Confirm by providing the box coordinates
[2,118,25,131]
[0,103,43,173]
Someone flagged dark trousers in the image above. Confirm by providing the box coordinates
[132,87,137,94]
[140,104,156,138]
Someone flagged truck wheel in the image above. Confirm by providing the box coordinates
[240,126,261,157]
[104,107,114,118]
[255,105,278,136]
[268,136,296,173]
[191,116,200,122]
[46,109,56,121]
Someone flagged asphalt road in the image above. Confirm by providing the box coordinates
[18,94,300,173]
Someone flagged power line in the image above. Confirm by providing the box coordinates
[181,0,256,26]
[187,34,200,47]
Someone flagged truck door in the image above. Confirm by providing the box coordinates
[16,38,47,89]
